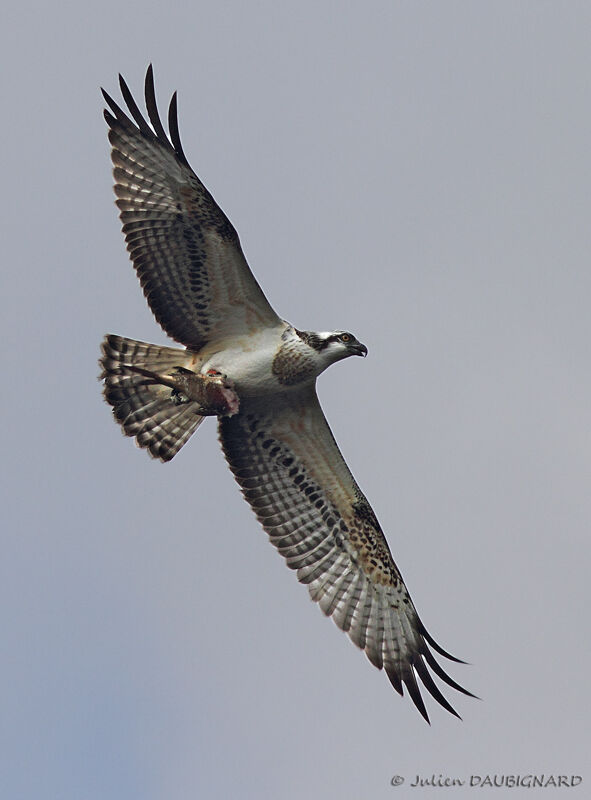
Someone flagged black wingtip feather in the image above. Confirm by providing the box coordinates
[101,88,131,124]
[385,665,404,697]
[144,65,170,144]
[414,658,462,719]
[118,74,153,138]
[422,647,478,699]
[168,91,189,166]
[104,67,191,169]
[420,624,468,664]
[103,109,117,127]
[402,671,431,724]
[380,619,475,719]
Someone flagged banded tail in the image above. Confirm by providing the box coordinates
[99,334,207,462]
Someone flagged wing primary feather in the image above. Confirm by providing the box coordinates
[419,623,468,664]
[422,648,478,698]
[103,110,117,127]
[385,665,404,696]
[398,612,459,718]
[413,657,462,719]
[101,88,132,124]
[144,64,171,145]
[118,73,154,137]
[402,668,431,725]
[168,92,190,166]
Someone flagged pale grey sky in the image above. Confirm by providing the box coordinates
[2,2,590,798]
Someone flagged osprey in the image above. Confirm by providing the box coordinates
[99,67,474,722]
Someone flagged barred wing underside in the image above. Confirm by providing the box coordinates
[103,66,280,350]
[219,389,474,722]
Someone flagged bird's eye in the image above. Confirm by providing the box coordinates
[340,333,352,343]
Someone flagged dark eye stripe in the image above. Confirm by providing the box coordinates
[295,329,356,350]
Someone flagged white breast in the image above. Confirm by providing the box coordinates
[199,323,289,396]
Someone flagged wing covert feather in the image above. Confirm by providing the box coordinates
[219,389,474,721]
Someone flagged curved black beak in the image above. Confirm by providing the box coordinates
[352,342,368,357]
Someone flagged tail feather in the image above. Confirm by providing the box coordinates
[100,334,204,462]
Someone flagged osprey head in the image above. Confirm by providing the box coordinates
[296,329,368,367]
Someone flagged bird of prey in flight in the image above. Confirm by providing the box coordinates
[99,66,474,722]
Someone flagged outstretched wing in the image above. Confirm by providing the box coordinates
[219,389,474,722]
[103,66,281,350]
